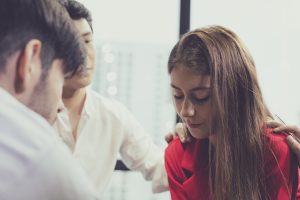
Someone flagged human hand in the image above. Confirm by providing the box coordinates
[266,120,300,134]
[164,133,175,144]
[266,119,300,164]
[287,134,300,166]
[165,123,192,144]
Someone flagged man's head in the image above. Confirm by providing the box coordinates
[0,0,86,123]
[63,0,96,91]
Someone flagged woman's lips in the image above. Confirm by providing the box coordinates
[187,123,203,129]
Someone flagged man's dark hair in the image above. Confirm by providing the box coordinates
[64,0,93,32]
[0,0,86,76]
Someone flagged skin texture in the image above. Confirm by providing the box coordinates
[170,64,211,140]
[61,18,95,141]
[0,39,65,124]
[28,59,65,124]
[63,18,95,91]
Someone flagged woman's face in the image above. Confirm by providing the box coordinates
[170,65,211,139]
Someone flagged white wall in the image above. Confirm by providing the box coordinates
[191,0,300,125]
[79,0,179,45]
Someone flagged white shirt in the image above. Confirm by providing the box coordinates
[0,88,99,200]
[53,89,168,195]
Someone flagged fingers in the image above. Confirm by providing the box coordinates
[165,133,174,144]
[291,125,300,138]
[265,120,282,128]
[175,123,188,143]
[175,123,193,143]
[282,125,300,138]
[178,133,188,143]
[286,135,300,163]
[165,123,191,144]
[274,125,300,137]
[266,120,300,138]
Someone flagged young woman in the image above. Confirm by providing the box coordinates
[165,26,299,200]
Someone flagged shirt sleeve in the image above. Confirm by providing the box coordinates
[264,133,298,200]
[118,103,168,193]
[164,139,188,200]
[1,141,100,200]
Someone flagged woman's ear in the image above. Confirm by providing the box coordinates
[14,39,42,93]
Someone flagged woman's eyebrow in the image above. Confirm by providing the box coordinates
[190,86,210,91]
[171,84,210,91]
[170,84,180,90]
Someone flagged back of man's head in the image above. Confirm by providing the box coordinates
[0,0,86,76]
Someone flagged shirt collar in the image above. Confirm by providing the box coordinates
[0,87,21,106]
[0,87,52,128]
[0,87,31,112]
[82,88,93,118]
[59,88,93,118]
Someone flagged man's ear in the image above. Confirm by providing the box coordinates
[14,39,42,93]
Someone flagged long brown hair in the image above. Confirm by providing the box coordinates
[168,26,272,200]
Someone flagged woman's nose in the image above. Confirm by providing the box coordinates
[180,99,195,117]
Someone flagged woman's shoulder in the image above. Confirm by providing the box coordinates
[264,128,289,155]
[165,137,197,168]
[165,137,185,161]
[264,128,292,174]
[263,129,298,199]
[265,128,288,141]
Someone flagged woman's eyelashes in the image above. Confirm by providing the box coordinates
[172,92,210,105]
[191,95,210,105]
[173,94,184,100]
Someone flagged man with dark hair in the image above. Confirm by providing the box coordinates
[0,0,99,199]
[0,0,87,124]
[54,0,168,196]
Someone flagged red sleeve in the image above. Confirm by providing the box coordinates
[164,138,188,200]
[264,131,298,200]
[297,169,300,200]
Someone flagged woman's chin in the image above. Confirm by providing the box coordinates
[189,129,209,140]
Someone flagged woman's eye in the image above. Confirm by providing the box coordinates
[173,94,183,100]
[192,96,210,105]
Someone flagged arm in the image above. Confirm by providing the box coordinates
[165,123,193,144]
[118,104,168,193]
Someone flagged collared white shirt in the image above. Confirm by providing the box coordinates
[53,89,168,195]
[0,88,99,200]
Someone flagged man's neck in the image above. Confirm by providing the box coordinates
[62,87,87,115]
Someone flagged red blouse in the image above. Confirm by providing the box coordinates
[165,129,299,200]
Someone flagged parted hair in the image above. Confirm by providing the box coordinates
[168,26,288,200]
